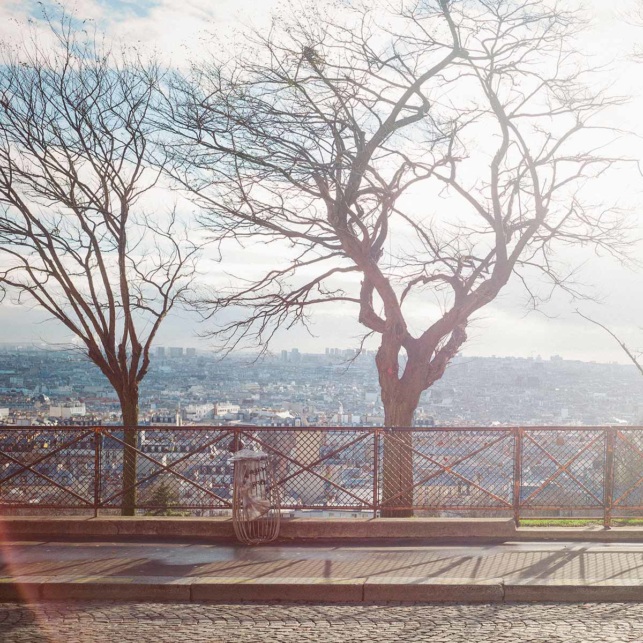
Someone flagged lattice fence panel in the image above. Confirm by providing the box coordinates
[99,428,235,511]
[612,430,643,512]
[380,430,514,511]
[246,429,375,509]
[0,428,95,507]
[520,430,604,509]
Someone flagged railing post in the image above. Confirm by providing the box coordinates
[231,427,242,453]
[513,428,522,527]
[93,428,102,518]
[604,427,616,530]
[373,429,380,518]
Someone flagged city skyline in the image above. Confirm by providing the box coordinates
[2,346,643,428]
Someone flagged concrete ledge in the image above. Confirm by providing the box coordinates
[0,516,236,541]
[40,578,191,602]
[0,577,43,602]
[0,516,120,538]
[504,580,643,603]
[5,574,643,604]
[363,578,504,603]
[5,516,643,542]
[0,576,514,604]
[191,578,363,603]
[110,517,235,539]
[279,518,516,540]
[0,517,516,541]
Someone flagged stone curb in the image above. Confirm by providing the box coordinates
[362,578,504,603]
[3,575,643,603]
[3,517,643,542]
[0,517,515,541]
[503,580,643,603]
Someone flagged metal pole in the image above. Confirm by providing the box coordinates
[232,427,242,453]
[513,428,522,527]
[604,427,616,529]
[373,429,380,518]
[93,428,101,518]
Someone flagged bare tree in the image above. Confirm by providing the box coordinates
[164,0,627,515]
[0,18,198,515]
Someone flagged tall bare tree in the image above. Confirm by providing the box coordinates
[164,0,627,515]
[0,18,198,514]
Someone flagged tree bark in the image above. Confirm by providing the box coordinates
[381,393,418,518]
[120,391,139,517]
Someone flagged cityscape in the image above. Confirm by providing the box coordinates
[1,346,643,428]
[1,0,643,637]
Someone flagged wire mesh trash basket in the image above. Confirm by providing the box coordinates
[229,449,280,544]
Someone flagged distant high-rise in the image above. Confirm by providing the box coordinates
[169,347,184,358]
[156,346,165,358]
[291,348,301,362]
[281,349,288,362]
[186,347,196,358]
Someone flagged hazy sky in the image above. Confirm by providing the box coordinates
[1,0,643,363]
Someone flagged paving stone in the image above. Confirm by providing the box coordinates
[3,601,643,642]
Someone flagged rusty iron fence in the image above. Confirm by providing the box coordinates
[1,425,643,525]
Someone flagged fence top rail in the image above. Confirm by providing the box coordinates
[0,424,637,432]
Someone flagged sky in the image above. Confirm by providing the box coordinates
[1,0,643,364]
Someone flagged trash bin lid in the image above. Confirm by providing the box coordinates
[228,448,269,463]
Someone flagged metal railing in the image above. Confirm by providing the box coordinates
[1,425,642,525]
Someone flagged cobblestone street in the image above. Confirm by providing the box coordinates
[1,601,643,642]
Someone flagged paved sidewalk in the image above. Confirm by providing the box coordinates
[3,601,643,642]
[2,539,643,603]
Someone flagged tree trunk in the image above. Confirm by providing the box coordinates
[381,397,416,518]
[120,393,139,517]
